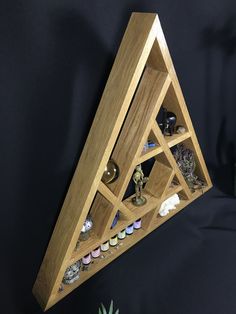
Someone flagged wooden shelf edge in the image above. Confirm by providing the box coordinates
[50,185,211,308]
[69,185,182,264]
[166,131,191,148]
[138,146,163,164]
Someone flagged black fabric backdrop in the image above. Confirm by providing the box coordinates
[1,1,236,313]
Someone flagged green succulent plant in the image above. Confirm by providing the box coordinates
[98,300,119,314]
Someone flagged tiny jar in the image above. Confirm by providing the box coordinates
[118,229,126,240]
[109,235,118,246]
[91,247,101,258]
[82,253,91,265]
[101,241,109,252]
[126,224,134,235]
[134,218,142,229]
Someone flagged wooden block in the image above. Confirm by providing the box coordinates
[145,160,174,198]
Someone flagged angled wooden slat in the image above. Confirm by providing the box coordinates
[97,206,118,239]
[138,146,163,164]
[165,132,191,148]
[162,172,175,197]
[99,200,135,239]
[98,182,118,205]
[118,202,136,220]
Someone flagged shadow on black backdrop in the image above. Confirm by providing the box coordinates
[10,6,115,314]
[201,15,236,196]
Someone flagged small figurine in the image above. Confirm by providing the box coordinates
[63,260,81,285]
[132,164,149,206]
[159,107,176,136]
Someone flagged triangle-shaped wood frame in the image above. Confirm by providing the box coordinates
[33,12,212,310]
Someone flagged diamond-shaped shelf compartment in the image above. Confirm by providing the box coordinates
[33,12,212,311]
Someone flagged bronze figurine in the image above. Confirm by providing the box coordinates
[132,164,148,206]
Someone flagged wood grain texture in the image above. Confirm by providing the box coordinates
[98,182,118,206]
[165,132,191,148]
[138,146,163,164]
[145,160,174,198]
[108,67,171,199]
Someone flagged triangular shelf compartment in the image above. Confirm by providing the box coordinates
[33,12,212,310]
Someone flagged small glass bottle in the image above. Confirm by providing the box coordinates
[82,253,91,265]
[134,218,142,229]
[91,247,101,258]
[126,224,134,235]
[118,229,126,240]
[101,240,109,252]
[109,235,118,246]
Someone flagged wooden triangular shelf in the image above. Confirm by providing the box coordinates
[33,12,212,310]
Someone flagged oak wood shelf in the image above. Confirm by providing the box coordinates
[33,12,212,310]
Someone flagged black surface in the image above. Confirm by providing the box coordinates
[1,1,236,313]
